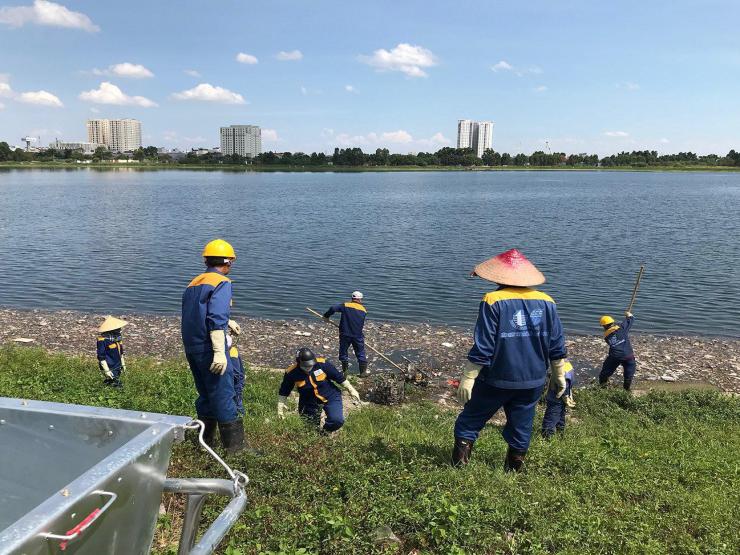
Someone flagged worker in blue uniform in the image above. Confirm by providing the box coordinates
[324,291,368,376]
[452,249,568,472]
[227,331,245,416]
[541,360,575,438]
[599,312,637,390]
[181,239,244,454]
[277,348,361,434]
[96,315,128,388]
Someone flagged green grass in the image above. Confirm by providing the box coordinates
[1,346,738,554]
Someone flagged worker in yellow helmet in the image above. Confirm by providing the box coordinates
[181,239,244,454]
[599,312,637,390]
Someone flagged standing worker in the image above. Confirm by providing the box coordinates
[181,239,244,454]
[452,249,568,472]
[323,291,368,376]
[599,312,637,390]
[96,315,128,388]
[277,347,361,434]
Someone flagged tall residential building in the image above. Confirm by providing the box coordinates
[456,119,495,158]
[220,125,261,158]
[86,119,142,153]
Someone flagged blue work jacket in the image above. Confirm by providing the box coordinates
[604,316,635,359]
[468,287,567,389]
[325,302,367,338]
[181,268,232,355]
[97,333,124,370]
[279,358,345,404]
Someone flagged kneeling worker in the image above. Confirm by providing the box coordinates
[96,315,128,387]
[181,239,244,454]
[452,249,568,472]
[277,348,361,434]
[599,312,637,390]
[324,291,368,376]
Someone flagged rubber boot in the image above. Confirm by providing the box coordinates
[201,417,218,448]
[451,437,474,467]
[623,379,633,392]
[219,419,245,455]
[358,361,368,376]
[504,446,527,473]
[341,360,349,377]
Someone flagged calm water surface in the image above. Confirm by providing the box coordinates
[0,169,738,336]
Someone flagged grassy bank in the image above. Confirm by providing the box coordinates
[2,161,740,173]
[1,347,739,554]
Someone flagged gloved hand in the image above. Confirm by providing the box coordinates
[340,380,361,403]
[550,358,568,399]
[98,360,114,380]
[209,329,228,375]
[625,311,633,318]
[564,393,576,408]
[277,395,289,419]
[457,360,482,405]
[120,356,127,373]
[228,319,241,336]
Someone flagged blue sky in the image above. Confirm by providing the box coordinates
[1,0,739,155]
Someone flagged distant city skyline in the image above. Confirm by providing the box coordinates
[1,1,739,155]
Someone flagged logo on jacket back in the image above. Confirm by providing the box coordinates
[510,309,543,330]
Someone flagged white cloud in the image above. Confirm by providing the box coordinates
[79,82,158,107]
[345,84,358,93]
[0,82,12,97]
[533,85,548,92]
[276,50,303,61]
[236,52,258,65]
[617,81,640,90]
[333,129,450,151]
[492,60,542,76]
[604,131,629,137]
[381,130,413,143]
[300,86,308,96]
[660,137,670,144]
[492,60,513,72]
[92,63,154,79]
[17,89,63,107]
[171,83,246,104]
[360,43,437,78]
[184,69,201,78]
[262,129,279,142]
[0,1,99,32]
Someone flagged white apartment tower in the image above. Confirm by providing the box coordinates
[220,125,262,158]
[456,119,495,158]
[86,119,142,153]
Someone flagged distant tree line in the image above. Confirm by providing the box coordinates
[2,141,740,168]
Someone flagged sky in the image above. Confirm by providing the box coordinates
[0,0,739,155]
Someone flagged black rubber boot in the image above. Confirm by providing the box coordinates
[341,360,349,377]
[219,419,245,455]
[201,417,218,448]
[358,361,368,376]
[451,437,474,467]
[623,380,633,391]
[504,446,527,473]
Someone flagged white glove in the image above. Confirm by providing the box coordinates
[550,358,567,399]
[340,380,361,403]
[457,360,482,405]
[209,329,228,375]
[277,395,289,419]
[98,360,114,379]
[120,356,127,373]
[228,319,241,336]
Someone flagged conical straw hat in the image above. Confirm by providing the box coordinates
[98,315,129,333]
[471,249,545,287]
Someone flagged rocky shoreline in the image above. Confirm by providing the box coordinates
[1,307,738,395]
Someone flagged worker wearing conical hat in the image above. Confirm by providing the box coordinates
[96,316,128,387]
[181,239,244,454]
[598,312,637,390]
[452,249,568,472]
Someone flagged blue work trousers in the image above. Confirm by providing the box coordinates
[454,380,544,451]
[298,395,345,432]
[339,335,367,363]
[542,379,572,435]
[600,356,637,389]
[186,351,237,423]
[233,359,245,416]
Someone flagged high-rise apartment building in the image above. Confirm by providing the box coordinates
[456,119,495,158]
[86,119,142,153]
[220,125,261,158]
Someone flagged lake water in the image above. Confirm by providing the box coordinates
[0,169,738,336]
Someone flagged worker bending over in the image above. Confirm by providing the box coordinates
[541,360,575,439]
[599,312,637,390]
[324,291,368,376]
[453,249,568,472]
[181,239,244,454]
[277,348,361,434]
[96,316,128,388]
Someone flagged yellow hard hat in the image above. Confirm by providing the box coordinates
[202,239,236,260]
[600,315,615,327]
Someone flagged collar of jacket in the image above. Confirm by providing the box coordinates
[604,325,620,337]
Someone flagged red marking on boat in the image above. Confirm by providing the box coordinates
[496,249,526,267]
